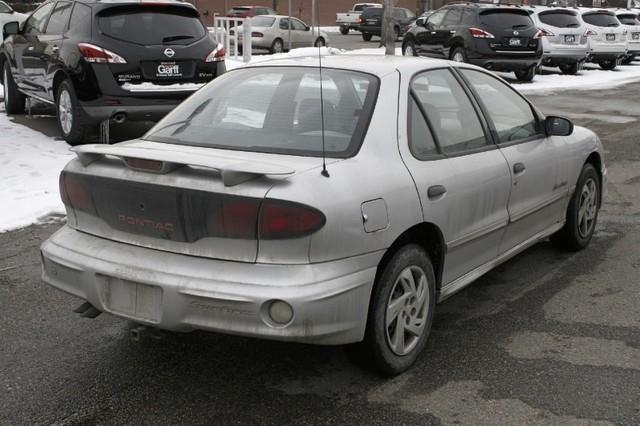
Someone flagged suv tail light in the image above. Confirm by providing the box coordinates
[259,200,325,240]
[584,29,597,37]
[357,16,363,24]
[469,28,495,39]
[534,28,553,38]
[59,172,94,212]
[78,43,126,64]
[205,44,226,62]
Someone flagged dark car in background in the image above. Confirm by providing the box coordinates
[402,4,543,82]
[225,5,276,19]
[1,0,225,145]
[358,6,416,41]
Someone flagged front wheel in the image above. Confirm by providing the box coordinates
[56,80,92,146]
[450,47,466,63]
[270,38,284,54]
[559,62,580,75]
[314,37,325,48]
[402,39,417,56]
[551,163,600,251]
[3,61,25,114]
[339,25,349,35]
[357,245,436,376]
[362,32,373,42]
[514,66,536,82]
[598,59,617,70]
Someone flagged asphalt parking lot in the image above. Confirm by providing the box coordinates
[1,80,640,424]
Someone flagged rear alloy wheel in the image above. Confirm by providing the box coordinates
[3,61,25,114]
[56,80,92,146]
[339,25,349,35]
[559,62,580,75]
[551,163,600,251]
[362,32,373,42]
[598,59,617,70]
[314,37,325,48]
[356,244,436,376]
[450,47,467,63]
[270,38,284,54]
[514,66,536,82]
[403,39,417,56]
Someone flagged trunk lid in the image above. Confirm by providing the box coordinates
[479,9,539,52]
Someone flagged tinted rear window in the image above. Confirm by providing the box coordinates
[362,8,382,18]
[251,16,275,27]
[582,12,619,27]
[617,14,640,25]
[479,10,533,29]
[144,67,379,158]
[538,11,581,28]
[98,6,206,46]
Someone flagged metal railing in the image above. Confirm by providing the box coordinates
[210,16,252,63]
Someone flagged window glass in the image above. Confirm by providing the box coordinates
[279,17,290,30]
[291,18,306,31]
[538,11,581,28]
[617,14,640,25]
[23,2,55,35]
[98,6,206,46]
[0,1,12,13]
[461,69,543,143]
[411,69,487,154]
[479,10,533,29]
[582,12,619,27]
[408,96,438,159]
[442,8,462,26]
[144,68,379,158]
[67,2,92,38]
[392,8,405,19]
[251,16,275,27]
[426,9,447,28]
[45,1,73,34]
[461,8,475,24]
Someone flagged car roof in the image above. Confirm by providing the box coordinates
[243,55,459,77]
[74,0,196,6]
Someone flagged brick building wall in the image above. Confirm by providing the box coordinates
[191,0,443,27]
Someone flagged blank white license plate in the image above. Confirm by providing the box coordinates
[104,278,162,323]
[564,35,576,43]
[606,34,615,41]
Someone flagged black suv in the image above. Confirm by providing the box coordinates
[402,3,543,82]
[358,7,416,41]
[1,0,225,145]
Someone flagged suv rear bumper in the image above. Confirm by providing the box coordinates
[41,226,378,345]
[468,55,541,71]
[81,97,188,123]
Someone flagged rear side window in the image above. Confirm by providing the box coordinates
[362,8,382,19]
[98,6,206,46]
[251,16,275,27]
[582,13,619,27]
[443,8,463,26]
[479,10,533,29]
[461,69,543,143]
[67,2,92,38]
[408,97,438,159]
[45,1,73,34]
[538,11,581,28]
[410,69,487,155]
[617,14,640,25]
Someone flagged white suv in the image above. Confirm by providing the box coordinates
[614,9,640,63]
[526,6,589,75]
[580,8,628,70]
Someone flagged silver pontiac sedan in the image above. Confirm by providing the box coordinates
[230,15,328,53]
[41,56,606,375]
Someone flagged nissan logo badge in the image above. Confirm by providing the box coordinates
[513,30,519,36]
[164,48,175,58]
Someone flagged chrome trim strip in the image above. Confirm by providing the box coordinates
[509,191,567,223]
[19,89,55,105]
[447,219,508,249]
[437,221,565,302]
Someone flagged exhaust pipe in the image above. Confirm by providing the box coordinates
[111,112,126,124]
[73,301,102,318]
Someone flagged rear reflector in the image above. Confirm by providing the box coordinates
[259,200,325,240]
[205,44,226,62]
[78,43,127,64]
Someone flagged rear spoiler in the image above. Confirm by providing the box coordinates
[71,144,295,186]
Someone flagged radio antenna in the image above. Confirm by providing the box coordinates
[317,0,329,178]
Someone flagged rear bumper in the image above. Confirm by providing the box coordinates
[541,46,588,65]
[468,56,542,71]
[358,25,381,35]
[80,99,186,123]
[41,226,379,345]
[588,41,627,56]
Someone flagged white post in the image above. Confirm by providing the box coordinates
[243,17,252,62]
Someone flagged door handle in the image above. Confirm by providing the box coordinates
[427,185,447,200]
[513,163,526,174]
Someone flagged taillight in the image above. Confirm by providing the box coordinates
[78,43,126,64]
[584,29,597,37]
[251,32,264,37]
[468,27,495,39]
[357,16,363,24]
[259,200,325,240]
[208,200,260,239]
[205,43,225,62]
[534,28,553,38]
[59,172,94,212]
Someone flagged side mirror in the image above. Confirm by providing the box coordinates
[416,17,426,27]
[3,21,20,36]
[305,25,310,31]
[545,116,573,136]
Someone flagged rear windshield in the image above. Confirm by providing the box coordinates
[362,8,382,18]
[230,7,250,12]
[617,14,640,25]
[251,16,275,27]
[98,6,206,46]
[538,11,581,28]
[582,12,619,27]
[144,67,379,158]
[354,4,376,12]
[479,10,533,29]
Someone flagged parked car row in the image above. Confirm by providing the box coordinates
[1,0,226,144]
[402,4,640,81]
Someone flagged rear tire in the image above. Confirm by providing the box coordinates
[559,62,580,75]
[56,79,92,146]
[598,59,617,70]
[314,37,326,48]
[339,25,349,35]
[551,163,600,252]
[3,61,25,114]
[355,244,436,376]
[514,66,536,82]
[362,32,373,41]
[270,38,284,54]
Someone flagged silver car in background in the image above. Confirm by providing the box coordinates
[613,9,640,63]
[41,56,606,375]
[579,8,628,70]
[525,6,588,74]
[230,15,328,54]
[0,1,26,42]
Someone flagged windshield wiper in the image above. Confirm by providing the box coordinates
[162,35,195,43]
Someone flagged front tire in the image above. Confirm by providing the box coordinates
[598,59,617,70]
[559,62,580,75]
[3,61,25,114]
[402,38,417,56]
[514,66,536,82]
[314,37,326,48]
[362,32,373,42]
[56,80,92,146]
[551,163,600,251]
[270,38,284,54]
[358,245,436,376]
[339,25,349,35]
[450,46,467,63]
